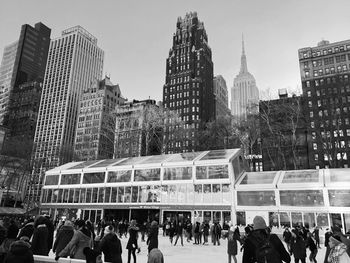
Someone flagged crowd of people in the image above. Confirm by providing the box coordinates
[0,214,349,263]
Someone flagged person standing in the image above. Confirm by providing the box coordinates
[202,221,210,245]
[306,232,318,263]
[242,216,290,263]
[223,226,239,263]
[52,220,74,258]
[290,228,307,263]
[213,222,222,246]
[169,221,175,244]
[324,228,333,263]
[312,226,321,249]
[31,216,49,256]
[147,221,159,253]
[99,225,122,263]
[174,221,184,246]
[194,222,200,245]
[126,220,139,263]
[283,227,292,254]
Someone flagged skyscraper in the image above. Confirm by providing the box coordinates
[213,75,230,118]
[74,76,125,161]
[163,12,215,153]
[0,22,51,125]
[299,39,350,169]
[231,37,259,120]
[29,26,104,206]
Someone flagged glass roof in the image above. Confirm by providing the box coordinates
[113,156,148,166]
[67,160,101,170]
[200,149,237,161]
[167,152,203,162]
[89,159,124,168]
[329,169,350,182]
[240,172,277,185]
[137,155,170,165]
[282,170,319,184]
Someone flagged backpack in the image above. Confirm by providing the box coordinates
[251,234,280,263]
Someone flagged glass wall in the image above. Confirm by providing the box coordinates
[164,167,192,180]
[83,172,105,184]
[280,212,291,227]
[329,190,350,206]
[237,191,275,206]
[280,190,324,206]
[61,174,81,185]
[45,175,59,185]
[134,169,160,181]
[196,165,228,179]
[107,170,131,183]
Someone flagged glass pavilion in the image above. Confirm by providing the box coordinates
[41,148,350,232]
[41,149,245,224]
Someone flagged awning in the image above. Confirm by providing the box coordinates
[0,207,25,215]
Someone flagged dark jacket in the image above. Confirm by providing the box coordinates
[243,230,290,263]
[282,230,292,243]
[175,223,183,235]
[99,233,122,263]
[31,224,49,256]
[306,236,317,252]
[126,227,139,250]
[290,234,306,259]
[4,240,34,263]
[147,225,159,252]
[17,222,34,240]
[52,225,74,255]
[224,230,239,255]
[58,227,93,260]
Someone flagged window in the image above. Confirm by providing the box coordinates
[307,91,311,97]
[313,143,317,150]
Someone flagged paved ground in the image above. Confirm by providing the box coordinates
[115,233,327,263]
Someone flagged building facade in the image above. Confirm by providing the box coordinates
[114,99,161,158]
[0,22,51,125]
[74,77,125,161]
[299,39,350,168]
[231,38,259,120]
[259,90,309,171]
[163,12,215,153]
[30,26,104,206]
[213,75,230,118]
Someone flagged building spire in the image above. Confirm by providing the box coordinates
[240,33,248,74]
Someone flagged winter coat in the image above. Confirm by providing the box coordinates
[126,227,139,250]
[53,225,74,255]
[99,233,122,263]
[147,225,159,252]
[58,228,93,260]
[4,240,34,263]
[17,222,34,240]
[243,230,291,263]
[282,230,291,243]
[328,243,350,263]
[224,230,239,255]
[291,235,307,259]
[31,224,49,256]
[306,236,317,252]
[175,223,183,235]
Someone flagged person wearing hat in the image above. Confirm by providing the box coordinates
[327,235,350,263]
[242,216,290,263]
[126,220,139,263]
[99,225,122,263]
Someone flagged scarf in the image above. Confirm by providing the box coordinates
[328,243,348,263]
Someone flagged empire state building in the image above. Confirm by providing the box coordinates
[231,37,259,120]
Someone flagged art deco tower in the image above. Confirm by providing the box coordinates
[163,12,215,153]
[29,26,104,206]
[231,37,259,120]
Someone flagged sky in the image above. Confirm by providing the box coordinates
[1,0,350,103]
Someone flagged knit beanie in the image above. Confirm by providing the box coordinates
[253,216,267,230]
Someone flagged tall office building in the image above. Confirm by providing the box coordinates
[0,22,51,125]
[29,26,104,206]
[213,75,230,117]
[163,12,215,153]
[74,76,125,161]
[231,37,259,120]
[299,39,350,168]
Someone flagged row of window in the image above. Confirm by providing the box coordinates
[45,165,229,186]
[301,44,350,59]
[41,183,231,204]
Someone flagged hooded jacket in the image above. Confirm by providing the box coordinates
[58,227,93,260]
[4,240,34,263]
[53,225,74,255]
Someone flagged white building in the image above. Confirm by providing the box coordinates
[231,37,259,120]
[30,26,104,205]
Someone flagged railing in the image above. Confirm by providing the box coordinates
[34,255,111,263]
